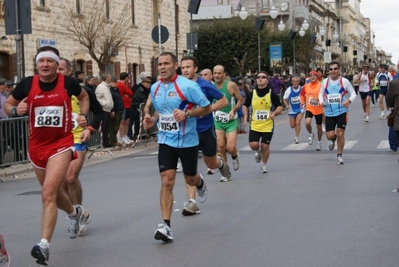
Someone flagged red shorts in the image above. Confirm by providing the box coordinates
[29,145,77,169]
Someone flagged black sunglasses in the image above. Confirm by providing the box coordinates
[256,76,268,79]
[329,67,339,71]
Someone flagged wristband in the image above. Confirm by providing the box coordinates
[11,106,19,117]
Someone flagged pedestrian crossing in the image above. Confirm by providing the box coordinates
[148,140,393,155]
[241,140,390,151]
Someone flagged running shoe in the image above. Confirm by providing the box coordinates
[232,152,240,170]
[80,208,92,233]
[67,205,84,239]
[220,173,232,182]
[294,137,299,144]
[0,234,10,267]
[217,154,230,178]
[308,133,315,145]
[176,160,182,173]
[328,139,336,151]
[261,164,268,173]
[154,223,173,242]
[196,173,208,203]
[182,200,201,216]
[31,242,49,266]
[380,114,386,120]
[316,142,322,151]
[336,156,344,165]
[255,151,262,163]
[207,168,214,175]
[364,116,369,122]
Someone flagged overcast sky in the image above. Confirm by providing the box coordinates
[360,1,398,64]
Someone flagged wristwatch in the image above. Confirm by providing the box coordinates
[185,111,191,119]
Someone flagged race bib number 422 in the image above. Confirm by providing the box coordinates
[159,114,179,132]
[34,106,63,127]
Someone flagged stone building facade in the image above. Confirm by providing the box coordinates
[0,0,190,84]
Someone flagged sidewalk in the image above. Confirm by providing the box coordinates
[0,140,158,182]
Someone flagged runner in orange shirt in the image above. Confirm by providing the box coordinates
[300,71,324,151]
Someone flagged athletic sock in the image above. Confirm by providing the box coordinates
[164,220,171,227]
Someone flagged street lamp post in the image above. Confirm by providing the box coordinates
[276,6,309,75]
[238,1,277,72]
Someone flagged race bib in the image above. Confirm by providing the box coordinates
[327,94,341,104]
[255,110,269,121]
[308,97,319,106]
[380,80,387,86]
[71,112,79,130]
[159,114,179,132]
[34,106,63,127]
[290,96,300,104]
[214,110,230,123]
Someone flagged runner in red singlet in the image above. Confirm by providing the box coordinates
[4,46,90,266]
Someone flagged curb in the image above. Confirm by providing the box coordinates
[0,141,158,181]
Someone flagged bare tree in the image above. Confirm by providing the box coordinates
[60,0,139,74]
[234,52,248,77]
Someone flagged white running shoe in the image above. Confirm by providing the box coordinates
[261,164,268,173]
[336,156,344,165]
[316,142,321,151]
[308,133,315,145]
[220,173,232,182]
[294,137,299,144]
[255,151,262,163]
[380,114,386,120]
[207,168,214,175]
[176,160,182,173]
[364,116,369,122]
[67,205,84,239]
[31,242,49,266]
[196,173,208,203]
[232,152,240,171]
[154,223,173,242]
[328,139,336,151]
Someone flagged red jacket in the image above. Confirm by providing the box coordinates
[117,81,133,108]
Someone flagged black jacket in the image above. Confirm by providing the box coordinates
[131,83,149,109]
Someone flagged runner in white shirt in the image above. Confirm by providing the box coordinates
[355,64,372,122]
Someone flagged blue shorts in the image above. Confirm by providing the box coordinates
[74,142,89,151]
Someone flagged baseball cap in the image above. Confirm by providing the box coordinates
[141,77,151,83]
[75,70,84,75]
[6,80,14,86]
[0,78,6,84]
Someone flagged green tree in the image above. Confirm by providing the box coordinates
[194,16,271,76]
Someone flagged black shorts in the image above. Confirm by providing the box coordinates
[325,113,348,131]
[379,87,387,96]
[359,91,370,100]
[198,126,217,157]
[248,130,273,145]
[305,111,323,125]
[158,144,198,176]
[122,108,132,120]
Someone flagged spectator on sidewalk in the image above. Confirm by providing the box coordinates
[95,73,114,147]
[109,76,124,146]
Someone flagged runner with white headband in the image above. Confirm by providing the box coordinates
[4,46,90,266]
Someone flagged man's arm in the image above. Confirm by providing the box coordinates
[228,81,244,113]
[210,96,228,112]
[4,96,22,117]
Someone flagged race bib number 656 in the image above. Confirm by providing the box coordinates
[34,106,63,127]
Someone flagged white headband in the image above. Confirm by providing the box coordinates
[36,51,60,64]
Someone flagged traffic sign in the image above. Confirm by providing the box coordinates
[151,25,169,44]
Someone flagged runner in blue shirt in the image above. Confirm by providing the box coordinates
[180,56,230,216]
[143,52,211,242]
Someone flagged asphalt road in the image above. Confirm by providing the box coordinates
[1,99,399,267]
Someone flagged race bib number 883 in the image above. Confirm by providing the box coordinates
[34,106,63,127]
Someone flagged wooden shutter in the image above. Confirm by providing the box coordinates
[86,60,93,75]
